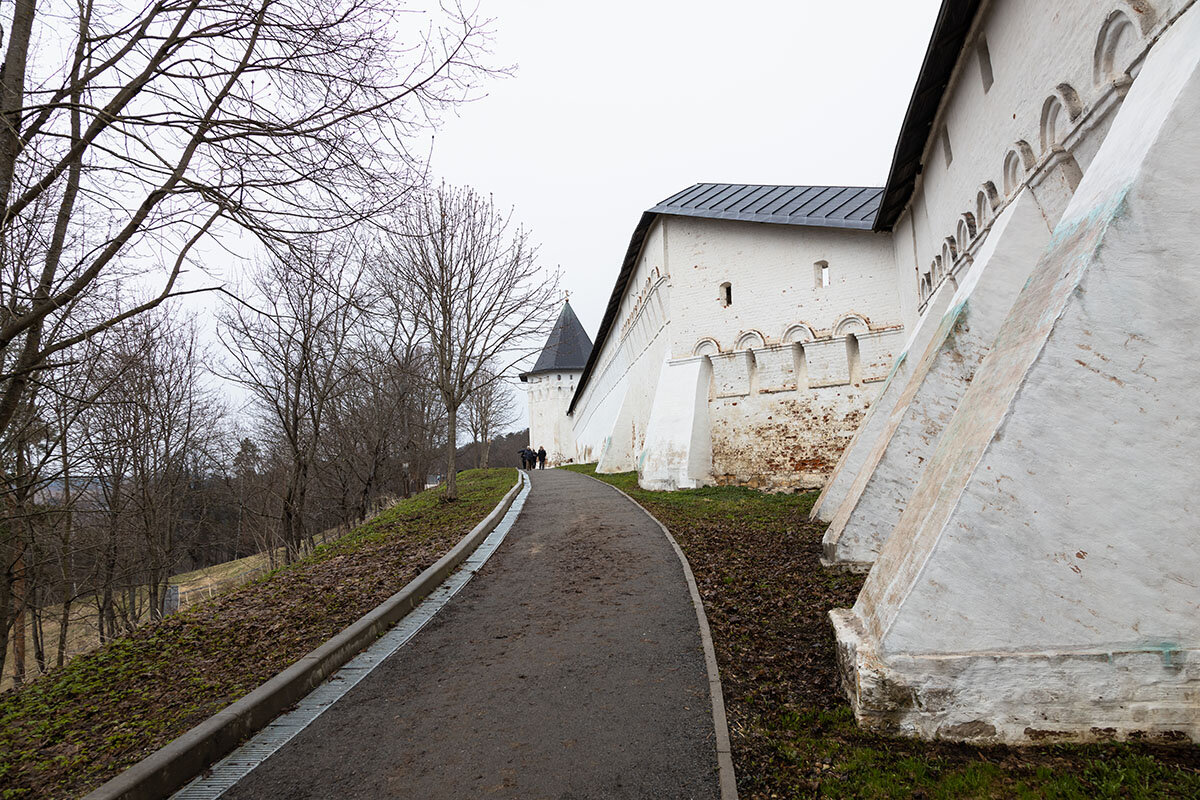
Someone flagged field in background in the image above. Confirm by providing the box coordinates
[1,512,376,692]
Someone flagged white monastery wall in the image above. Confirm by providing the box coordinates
[662,217,905,490]
[822,188,1053,566]
[665,217,901,357]
[889,0,1185,329]
[571,214,908,491]
[811,269,959,525]
[818,0,1185,528]
[833,4,1200,743]
[524,371,579,465]
[570,223,671,473]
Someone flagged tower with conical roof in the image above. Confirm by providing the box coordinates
[520,301,593,465]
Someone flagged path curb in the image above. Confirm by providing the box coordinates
[83,472,524,800]
[576,471,739,800]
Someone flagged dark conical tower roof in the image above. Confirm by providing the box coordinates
[522,301,593,378]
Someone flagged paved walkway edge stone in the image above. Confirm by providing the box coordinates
[578,472,739,800]
[83,472,526,800]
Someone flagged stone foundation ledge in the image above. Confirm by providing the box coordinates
[821,528,879,572]
[818,555,872,574]
[829,608,1199,745]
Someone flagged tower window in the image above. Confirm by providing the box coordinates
[719,282,732,307]
[814,260,830,289]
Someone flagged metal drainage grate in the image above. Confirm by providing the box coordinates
[172,473,531,799]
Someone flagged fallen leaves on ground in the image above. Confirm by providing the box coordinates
[0,469,515,800]
[567,465,1200,800]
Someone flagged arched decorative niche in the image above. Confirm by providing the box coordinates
[1003,142,1035,197]
[1094,10,1141,85]
[1040,85,1084,154]
[846,335,863,386]
[833,313,869,338]
[1003,151,1022,197]
[693,338,720,357]
[976,182,999,225]
[931,256,942,283]
[735,330,765,351]
[957,213,977,252]
[943,236,958,263]
[1040,95,1064,153]
[920,270,933,302]
[792,342,809,391]
[1057,83,1084,120]
[782,323,814,344]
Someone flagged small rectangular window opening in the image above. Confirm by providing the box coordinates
[814,260,830,289]
[977,37,994,93]
[941,127,953,168]
[720,282,732,307]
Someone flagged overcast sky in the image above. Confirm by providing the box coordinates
[429,0,943,348]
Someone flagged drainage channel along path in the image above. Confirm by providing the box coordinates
[219,468,722,800]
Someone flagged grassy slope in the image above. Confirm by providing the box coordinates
[0,468,515,800]
[565,465,1200,800]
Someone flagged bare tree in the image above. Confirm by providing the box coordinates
[218,237,369,560]
[0,0,498,671]
[462,367,517,468]
[78,312,224,636]
[380,184,557,500]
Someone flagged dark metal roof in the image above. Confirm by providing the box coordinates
[652,183,882,230]
[520,301,593,379]
[874,0,984,231]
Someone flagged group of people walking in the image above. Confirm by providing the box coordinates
[520,446,546,470]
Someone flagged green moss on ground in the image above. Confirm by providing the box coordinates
[0,469,515,800]
[565,464,1200,800]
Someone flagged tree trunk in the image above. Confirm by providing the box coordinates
[31,599,45,674]
[56,427,73,667]
[445,404,458,500]
[11,548,26,687]
[56,595,71,668]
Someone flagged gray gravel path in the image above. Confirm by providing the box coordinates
[223,468,720,800]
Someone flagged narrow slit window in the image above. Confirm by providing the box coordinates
[814,260,830,289]
[977,37,994,92]
[720,282,732,307]
[941,127,953,168]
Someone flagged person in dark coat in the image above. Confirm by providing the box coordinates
[518,447,530,469]
[537,446,547,469]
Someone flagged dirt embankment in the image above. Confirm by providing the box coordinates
[0,468,515,800]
